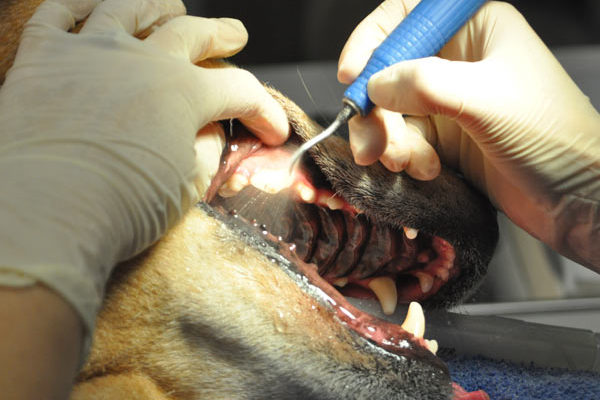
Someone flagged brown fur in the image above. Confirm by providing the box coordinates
[0,0,43,84]
[2,2,498,399]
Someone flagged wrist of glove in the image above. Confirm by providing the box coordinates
[0,0,289,359]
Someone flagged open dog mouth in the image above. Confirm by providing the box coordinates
[204,125,454,364]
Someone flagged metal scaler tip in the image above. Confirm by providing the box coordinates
[288,103,356,175]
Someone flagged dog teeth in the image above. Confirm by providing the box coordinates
[332,277,348,287]
[218,173,249,197]
[400,301,425,338]
[368,276,398,315]
[249,169,292,194]
[434,267,449,281]
[425,339,439,355]
[413,271,434,294]
[403,227,418,239]
[295,182,316,203]
[321,195,344,210]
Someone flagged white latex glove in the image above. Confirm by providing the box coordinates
[338,0,600,270]
[0,0,289,353]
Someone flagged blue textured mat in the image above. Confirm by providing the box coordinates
[442,352,600,400]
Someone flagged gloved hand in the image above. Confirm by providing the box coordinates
[338,0,600,270]
[0,0,289,354]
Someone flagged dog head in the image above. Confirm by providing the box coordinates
[72,82,496,400]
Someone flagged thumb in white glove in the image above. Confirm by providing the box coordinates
[0,0,289,354]
[338,0,600,270]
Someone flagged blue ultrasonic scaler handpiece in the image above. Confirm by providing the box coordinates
[289,0,487,173]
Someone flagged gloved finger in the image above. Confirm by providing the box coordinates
[80,0,185,36]
[351,108,441,180]
[24,0,100,33]
[368,56,480,119]
[194,67,289,146]
[376,110,411,171]
[145,16,247,63]
[401,116,441,180]
[347,107,390,166]
[194,122,226,198]
[337,0,420,84]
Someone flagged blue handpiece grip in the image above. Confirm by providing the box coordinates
[344,0,487,116]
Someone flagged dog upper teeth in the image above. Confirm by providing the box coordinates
[295,182,316,203]
[332,277,348,287]
[218,173,249,198]
[403,227,418,239]
[368,276,398,315]
[413,271,434,294]
[400,301,425,338]
[250,169,292,194]
[319,194,344,210]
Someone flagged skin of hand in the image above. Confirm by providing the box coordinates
[0,0,289,398]
[338,0,600,270]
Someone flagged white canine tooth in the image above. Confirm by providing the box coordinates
[368,277,398,315]
[296,183,316,203]
[332,277,348,288]
[404,227,418,240]
[401,301,425,338]
[425,339,439,355]
[414,271,434,294]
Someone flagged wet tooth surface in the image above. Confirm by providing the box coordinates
[250,169,291,194]
[325,195,344,210]
[413,271,434,294]
[403,227,418,240]
[295,182,316,203]
[368,276,398,315]
[425,339,438,355]
[218,173,249,198]
[401,301,425,338]
[333,277,348,287]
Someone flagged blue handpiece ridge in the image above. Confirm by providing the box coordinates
[343,0,487,116]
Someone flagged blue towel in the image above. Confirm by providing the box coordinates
[442,352,600,400]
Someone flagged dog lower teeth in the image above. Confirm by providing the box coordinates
[368,276,398,315]
[425,339,439,355]
[400,302,425,338]
[413,272,434,294]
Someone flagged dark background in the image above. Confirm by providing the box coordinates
[183,0,600,66]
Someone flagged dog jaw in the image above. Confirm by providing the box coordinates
[74,205,453,400]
